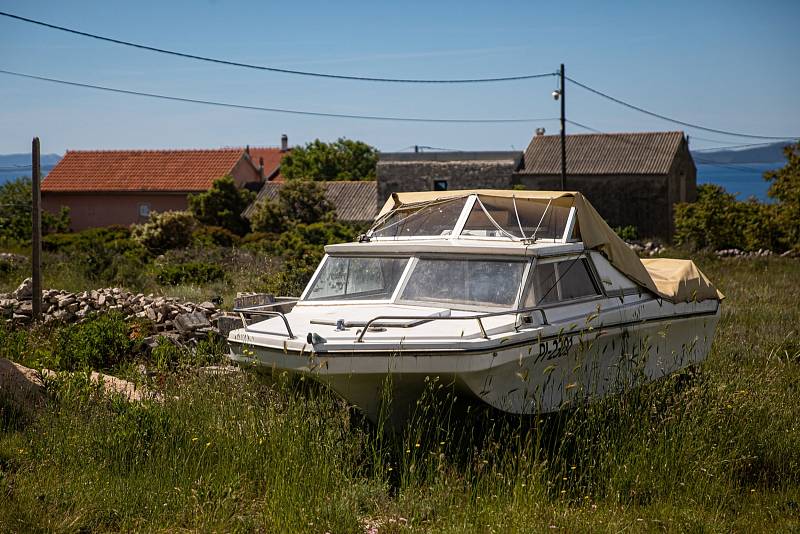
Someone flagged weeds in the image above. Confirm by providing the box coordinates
[0,257,798,531]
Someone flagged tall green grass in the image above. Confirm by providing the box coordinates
[1,256,799,532]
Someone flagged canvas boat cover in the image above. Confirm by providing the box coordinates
[378,190,724,303]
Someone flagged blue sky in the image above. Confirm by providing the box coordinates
[0,0,798,155]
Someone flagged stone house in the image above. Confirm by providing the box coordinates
[42,138,290,231]
[514,131,696,239]
[376,131,696,239]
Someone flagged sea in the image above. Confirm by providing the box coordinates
[696,162,781,202]
[0,162,783,202]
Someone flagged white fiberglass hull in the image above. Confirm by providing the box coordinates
[229,306,720,423]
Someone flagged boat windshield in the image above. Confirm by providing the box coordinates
[305,256,409,301]
[461,196,574,240]
[370,197,468,238]
[400,258,526,309]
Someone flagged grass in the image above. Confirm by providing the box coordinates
[1,255,799,532]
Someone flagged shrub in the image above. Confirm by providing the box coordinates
[249,197,288,233]
[131,210,195,255]
[42,226,147,284]
[277,180,335,225]
[614,225,639,242]
[191,225,241,248]
[281,138,378,181]
[51,312,137,371]
[0,177,71,241]
[188,176,255,235]
[155,261,225,286]
[673,184,786,252]
[260,257,317,297]
[764,141,800,250]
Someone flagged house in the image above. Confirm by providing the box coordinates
[376,151,521,205]
[514,131,696,238]
[244,181,378,224]
[376,131,696,239]
[42,137,290,231]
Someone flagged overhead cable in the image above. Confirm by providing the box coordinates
[0,69,559,124]
[566,76,799,141]
[0,11,556,84]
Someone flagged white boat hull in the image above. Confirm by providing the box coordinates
[229,307,720,423]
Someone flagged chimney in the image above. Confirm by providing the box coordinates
[535,127,546,136]
[258,157,264,180]
[280,134,288,152]
[245,144,251,155]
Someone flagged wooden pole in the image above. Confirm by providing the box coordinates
[31,137,42,322]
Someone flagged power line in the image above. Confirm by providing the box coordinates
[692,140,790,152]
[566,76,799,141]
[0,69,559,124]
[0,11,556,84]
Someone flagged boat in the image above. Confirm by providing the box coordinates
[227,190,723,422]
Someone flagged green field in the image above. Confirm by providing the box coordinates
[1,255,799,532]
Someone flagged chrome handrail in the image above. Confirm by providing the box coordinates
[355,306,548,343]
[234,307,296,339]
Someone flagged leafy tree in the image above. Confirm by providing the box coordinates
[188,176,255,235]
[281,138,378,181]
[0,177,71,241]
[249,180,335,233]
[131,210,196,255]
[764,142,800,250]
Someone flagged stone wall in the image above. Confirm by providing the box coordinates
[376,152,520,206]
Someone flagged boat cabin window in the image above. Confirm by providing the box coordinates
[370,198,467,238]
[461,196,574,240]
[400,258,526,309]
[305,256,409,301]
[525,258,600,306]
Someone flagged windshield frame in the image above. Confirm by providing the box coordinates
[299,254,414,304]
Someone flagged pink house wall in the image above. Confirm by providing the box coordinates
[43,192,193,231]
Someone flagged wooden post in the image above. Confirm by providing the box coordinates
[559,63,567,191]
[31,137,42,322]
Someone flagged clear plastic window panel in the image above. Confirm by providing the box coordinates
[370,198,467,238]
[306,257,409,301]
[461,196,574,240]
[525,259,598,306]
[401,258,526,309]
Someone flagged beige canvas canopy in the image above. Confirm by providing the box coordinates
[378,189,723,303]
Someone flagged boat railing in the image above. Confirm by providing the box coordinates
[234,302,300,339]
[355,306,549,343]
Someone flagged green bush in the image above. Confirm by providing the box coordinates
[249,197,288,233]
[764,141,800,250]
[155,262,225,286]
[42,226,147,284]
[188,176,254,236]
[281,138,378,181]
[614,225,639,242]
[0,177,70,241]
[674,184,785,251]
[131,211,195,255]
[51,312,137,371]
[192,225,241,248]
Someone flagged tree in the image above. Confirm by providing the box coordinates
[249,180,335,233]
[0,176,70,241]
[131,210,195,255]
[765,142,800,250]
[281,138,378,182]
[187,176,255,235]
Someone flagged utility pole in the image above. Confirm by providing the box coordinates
[559,63,566,191]
[31,137,42,322]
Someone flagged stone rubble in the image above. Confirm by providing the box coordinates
[716,248,776,258]
[1,278,240,345]
[626,241,666,256]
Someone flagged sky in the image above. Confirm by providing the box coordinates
[0,0,798,155]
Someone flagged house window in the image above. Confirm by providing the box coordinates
[139,203,151,218]
[433,179,448,191]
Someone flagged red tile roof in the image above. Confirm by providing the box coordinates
[41,147,288,192]
[246,147,288,182]
[518,131,687,175]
